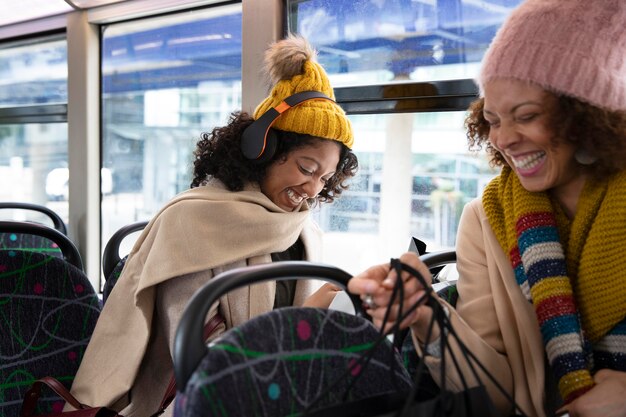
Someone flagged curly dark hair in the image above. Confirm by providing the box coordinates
[191,112,359,205]
[465,94,626,180]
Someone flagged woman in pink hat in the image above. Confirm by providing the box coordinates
[349,1,626,416]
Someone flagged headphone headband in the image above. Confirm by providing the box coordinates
[241,91,335,161]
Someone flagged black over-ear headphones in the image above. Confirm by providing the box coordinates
[241,90,335,163]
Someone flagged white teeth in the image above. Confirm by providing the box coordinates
[286,189,304,204]
[511,152,545,170]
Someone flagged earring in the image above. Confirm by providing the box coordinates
[574,149,597,165]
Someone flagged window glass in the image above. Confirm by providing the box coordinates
[101,4,242,256]
[312,111,497,274]
[0,37,67,107]
[287,0,523,87]
[287,0,521,273]
[0,37,68,222]
[0,123,69,223]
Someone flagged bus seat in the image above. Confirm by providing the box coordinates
[173,262,413,417]
[0,221,83,271]
[0,203,68,262]
[0,250,101,416]
[421,250,458,307]
[101,220,148,304]
[0,202,67,235]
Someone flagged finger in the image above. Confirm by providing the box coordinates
[392,277,422,298]
[348,263,391,295]
[348,278,382,296]
[396,307,421,331]
[382,252,432,289]
[593,368,613,383]
[367,283,424,309]
[377,308,421,333]
[399,252,433,286]
[320,282,341,292]
[555,405,570,416]
[366,291,426,322]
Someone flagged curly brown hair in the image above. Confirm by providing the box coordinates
[465,94,626,180]
[191,112,358,205]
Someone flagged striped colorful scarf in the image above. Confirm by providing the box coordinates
[482,166,626,404]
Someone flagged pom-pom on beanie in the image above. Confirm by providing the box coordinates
[253,35,354,149]
[478,0,626,111]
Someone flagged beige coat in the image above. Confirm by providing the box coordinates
[417,197,548,417]
[69,182,322,417]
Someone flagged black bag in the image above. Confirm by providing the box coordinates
[303,258,525,417]
[399,259,527,416]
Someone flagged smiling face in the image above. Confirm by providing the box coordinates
[482,79,586,203]
[260,139,341,211]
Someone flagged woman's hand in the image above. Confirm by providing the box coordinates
[558,369,626,417]
[302,283,342,308]
[348,252,435,336]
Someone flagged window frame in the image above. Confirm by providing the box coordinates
[334,79,478,115]
[0,32,68,123]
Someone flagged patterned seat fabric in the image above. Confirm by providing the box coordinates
[435,281,459,308]
[102,255,128,305]
[0,204,67,262]
[0,250,101,417]
[101,220,148,305]
[0,232,63,260]
[175,307,413,417]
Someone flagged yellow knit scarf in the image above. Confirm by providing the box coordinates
[483,166,626,342]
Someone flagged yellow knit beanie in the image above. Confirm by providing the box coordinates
[253,35,354,149]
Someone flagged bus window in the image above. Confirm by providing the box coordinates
[100,4,243,257]
[0,36,68,222]
[311,111,497,273]
[289,0,520,272]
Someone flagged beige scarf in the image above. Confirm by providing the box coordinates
[71,181,315,408]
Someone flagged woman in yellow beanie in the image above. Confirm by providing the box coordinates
[348,1,626,416]
[66,35,358,417]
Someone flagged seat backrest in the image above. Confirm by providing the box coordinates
[173,262,413,417]
[0,250,101,416]
[101,220,148,304]
[176,307,413,417]
[0,202,67,264]
[101,255,129,305]
[0,221,83,271]
[0,202,67,235]
[0,202,67,258]
[407,237,456,284]
[421,250,458,306]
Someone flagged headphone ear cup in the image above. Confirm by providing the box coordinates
[241,91,333,162]
[252,128,278,164]
[240,122,261,160]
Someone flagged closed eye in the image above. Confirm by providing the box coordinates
[485,119,500,128]
[515,113,538,122]
[298,165,313,176]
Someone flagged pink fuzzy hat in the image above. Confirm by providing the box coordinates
[478,0,626,111]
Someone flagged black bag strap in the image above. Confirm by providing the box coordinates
[388,260,527,417]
